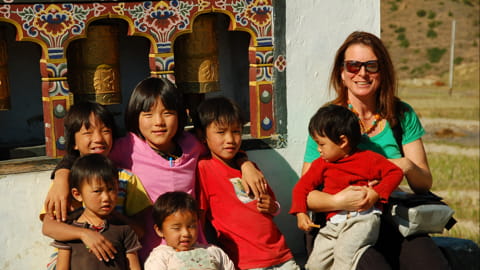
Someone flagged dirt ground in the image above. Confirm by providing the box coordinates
[421,117,479,156]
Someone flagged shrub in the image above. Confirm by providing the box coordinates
[454,57,464,65]
[400,39,410,48]
[417,9,427,17]
[389,1,399,11]
[428,21,443,28]
[427,47,447,63]
[395,27,406,33]
[427,29,438,38]
[428,10,437,19]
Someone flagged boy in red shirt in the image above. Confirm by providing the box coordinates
[196,97,299,270]
[290,104,403,270]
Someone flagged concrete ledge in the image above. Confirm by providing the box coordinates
[433,237,480,270]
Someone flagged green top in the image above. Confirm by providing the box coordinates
[304,102,425,162]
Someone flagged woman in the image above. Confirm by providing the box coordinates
[303,31,449,269]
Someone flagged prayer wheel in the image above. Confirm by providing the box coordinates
[175,14,220,120]
[67,24,121,105]
[175,14,220,94]
[0,28,10,111]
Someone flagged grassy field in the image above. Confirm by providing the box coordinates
[398,80,479,244]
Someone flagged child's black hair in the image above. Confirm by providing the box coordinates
[64,101,117,161]
[308,104,362,149]
[125,77,187,140]
[70,153,118,191]
[152,191,199,228]
[194,96,245,134]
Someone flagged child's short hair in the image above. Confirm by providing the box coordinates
[195,96,245,134]
[64,101,117,160]
[70,153,118,191]
[152,191,199,228]
[125,77,187,140]
[308,104,361,149]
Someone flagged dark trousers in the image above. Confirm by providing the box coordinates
[306,213,450,270]
[357,214,450,270]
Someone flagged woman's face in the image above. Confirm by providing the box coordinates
[341,44,380,100]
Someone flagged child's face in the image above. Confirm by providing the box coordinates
[139,99,178,153]
[155,210,198,252]
[205,121,242,166]
[313,133,348,163]
[73,177,118,218]
[74,113,113,156]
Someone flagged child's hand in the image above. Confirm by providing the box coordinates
[256,194,277,214]
[80,229,117,262]
[44,169,71,222]
[296,212,317,232]
[239,160,267,199]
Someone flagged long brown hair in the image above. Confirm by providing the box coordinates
[330,31,404,127]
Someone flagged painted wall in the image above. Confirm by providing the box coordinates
[0,1,380,268]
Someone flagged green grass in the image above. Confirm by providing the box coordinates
[398,87,479,120]
[399,81,479,244]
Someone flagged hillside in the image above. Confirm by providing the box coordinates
[380,0,479,87]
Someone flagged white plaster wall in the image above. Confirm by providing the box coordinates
[0,170,52,269]
[0,1,380,268]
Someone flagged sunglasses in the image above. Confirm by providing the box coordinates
[343,60,379,73]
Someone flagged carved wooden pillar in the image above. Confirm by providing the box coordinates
[67,24,121,105]
[249,46,275,137]
[41,57,71,158]
[0,28,10,111]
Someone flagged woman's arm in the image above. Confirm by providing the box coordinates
[388,138,432,193]
[44,168,71,222]
[42,215,117,261]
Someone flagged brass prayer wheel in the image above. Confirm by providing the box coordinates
[0,28,10,111]
[175,14,220,94]
[67,24,121,105]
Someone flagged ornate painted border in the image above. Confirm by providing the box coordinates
[0,0,287,156]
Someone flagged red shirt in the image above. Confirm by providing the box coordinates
[197,157,293,269]
[290,149,403,220]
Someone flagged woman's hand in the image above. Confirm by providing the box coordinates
[44,169,71,222]
[357,187,379,212]
[307,185,370,213]
[296,212,316,232]
[239,160,267,199]
[333,185,373,211]
[80,229,117,262]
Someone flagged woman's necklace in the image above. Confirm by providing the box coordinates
[347,101,382,135]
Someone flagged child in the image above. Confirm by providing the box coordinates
[41,101,152,263]
[108,77,267,262]
[195,96,300,270]
[51,153,142,270]
[289,104,403,270]
[145,191,235,270]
